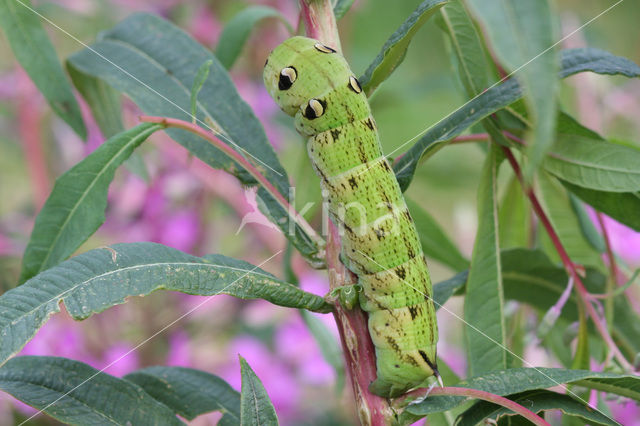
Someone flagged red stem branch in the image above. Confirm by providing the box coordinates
[397,387,550,426]
[501,146,632,371]
[138,115,324,251]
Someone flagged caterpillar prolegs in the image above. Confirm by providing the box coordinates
[263,36,439,398]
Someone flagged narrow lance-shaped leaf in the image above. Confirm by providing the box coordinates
[393,47,640,191]
[561,181,640,233]
[67,64,149,181]
[467,0,559,181]
[240,356,279,425]
[433,270,468,309]
[0,356,182,425]
[67,64,123,139]
[544,135,640,192]
[333,0,355,20]
[216,6,293,70]
[569,193,606,253]
[457,390,620,426]
[407,367,640,416]
[498,175,531,249]
[19,123,162,283]
[67,13,320,260]
[125,366,240,425]
[191,60,213,123]
[464,145,506,375]
[406,197,468,271]
[537,171,603,268]
[2,242,332,367]
[0,0,86,138]
[359,0,448,96]
[438,0,493,98]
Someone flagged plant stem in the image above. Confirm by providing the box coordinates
[138,115,324,253]
[397,387,550,426]
[596,212,616,334]
[18,70,50,209]
[501,146,633,371]
[300,0,342,51]
[449,133,490,144]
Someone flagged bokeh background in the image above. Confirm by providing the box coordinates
[0,0,639,424]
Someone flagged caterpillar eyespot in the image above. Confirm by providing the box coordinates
[314,42,336,53]
[349,76,363,94]
[263,36,439,398]
[279,66,297,90]
[303,98,325,119]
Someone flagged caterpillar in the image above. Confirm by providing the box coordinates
[263,36,439,398]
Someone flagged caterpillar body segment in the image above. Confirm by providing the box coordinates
[263,36,439,397]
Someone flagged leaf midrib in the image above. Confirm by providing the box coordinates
[9,260,277,329]
[33,125,159,275]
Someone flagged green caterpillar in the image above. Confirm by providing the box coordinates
[263,36,439,397]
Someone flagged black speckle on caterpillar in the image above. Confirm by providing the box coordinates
[263,36,439,398]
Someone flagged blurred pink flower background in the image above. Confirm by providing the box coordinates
[0,1,639,425]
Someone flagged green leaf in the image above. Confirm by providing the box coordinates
[569,194,606,253]
[457,389,620,426]
[0,356,181,425]
[544,136,640,192]
[240,356,279,425]
[67,13,319,260]
[216,6,293,70]
[537,172,603,268]
[0,0,86,138]
[393,77,522,191]
[571,304,590,370]
[359,0,448,96]
[433,270,468,309]
[2,242,332,367]
[190,60,213,123]
[464,145,506,375]
[500,248,640,362]
[394,47,639,191]
[407,367,640,416]
[561,182,640,232]
[125,366,240,424]
[67,63,123,138]
[68,60,149,181]
[561,47,640,78]
[498,175,531,248]
[406,197,468,271]
[333,0,355,20]
[467,0,559,180]
[19,123,162,283]
[438,0,493,97]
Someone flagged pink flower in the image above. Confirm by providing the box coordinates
[100,342,140,377]
[166,330,192,367]
[159,210,201,252]
[224,336,299,418]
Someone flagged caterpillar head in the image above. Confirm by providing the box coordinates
[263,36,366,135]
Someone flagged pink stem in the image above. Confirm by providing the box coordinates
[138,115,323,251]
[299,0,342,51]
[18,69,50,208]
[501,146,633,371]
[398,387,551,426]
